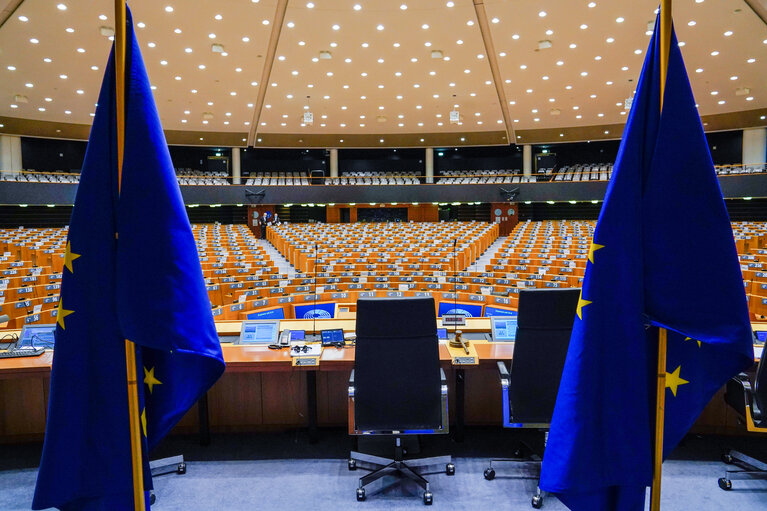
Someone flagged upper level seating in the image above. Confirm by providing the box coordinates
[437,170,528,184]
[0,170,80,183]
[552,163,613,182]
[716,164,767,175]
[325,171,420,185]
[174,168,229,185]
[245,171,310,186]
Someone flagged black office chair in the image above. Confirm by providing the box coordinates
[348,297,452,505]
[719,343,767,490]
[484,288,580,509]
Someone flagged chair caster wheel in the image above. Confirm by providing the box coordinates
[718,478,732,491]
[532,495,543,508]
[484,468,496,480]
[423,491,433,505]
[149,491,156,505]
[356,488,366,501]
[722,453,734,464]
[177,462,186,475]
[348,459,357,471]
[446,463,455,475]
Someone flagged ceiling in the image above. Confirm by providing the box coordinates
[0,0,765,147]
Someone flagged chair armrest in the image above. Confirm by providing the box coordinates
[439,368,447,386]
[725,373,753,420]
[348,369,355,398]
[496,361,510,386]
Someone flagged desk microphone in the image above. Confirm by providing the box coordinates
[449,238,470,354]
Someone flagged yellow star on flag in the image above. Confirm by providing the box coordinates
[140,408,147,437]
[666,365,690,397]
[56,300,74,330]
[63,241,80,273]
[588,242,604,264]
[144,366,163,394]
[576,295,592,320]
[684,336,702,348]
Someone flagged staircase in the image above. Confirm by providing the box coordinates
[467,236,507,273]
[258,239,298,277]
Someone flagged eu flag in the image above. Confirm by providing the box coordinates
[32,9,225,510]
[539,15,754,511]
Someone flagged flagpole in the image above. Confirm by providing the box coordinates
[114,1,147,510]
[651,3,672,510]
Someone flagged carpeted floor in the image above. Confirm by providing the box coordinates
[2,428,766,510]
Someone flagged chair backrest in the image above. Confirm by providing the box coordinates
[354,297,442,431]
[754,347,766,415]
[509,288,580,424]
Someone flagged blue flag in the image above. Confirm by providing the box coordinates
[32,9,225,511]
[539,15,754,511]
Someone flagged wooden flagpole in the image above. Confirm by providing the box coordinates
[114,1,146,510]
[651,2,672,510]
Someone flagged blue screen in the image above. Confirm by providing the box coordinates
[437,328,448,340]
[240,322,278,344]
[492,316,518,342]
[756,331,767,344]
[321,329,344,345]
[437,302,483,318]
[19,324,56,348]
[294,302,336,319]
[484,307,518,318]
[247,308,285,320]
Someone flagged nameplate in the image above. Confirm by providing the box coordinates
[43,296,58,304]
[230,303,244,312]
[414,292,430,297]
[469,295,485,302]
[269,287,284,294]
[386,291,404,297]
[292,357,319,367]
[331,292,348,299]
[359,291,376,298]
[252,299,268,307]
[494,296,511,304]
[278,296,294,303]
[303,294,321,301]
[453,356,477,365]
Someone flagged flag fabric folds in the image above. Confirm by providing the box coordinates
[32,9,225,511]
[539,15,754,511]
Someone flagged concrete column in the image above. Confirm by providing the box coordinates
[425,147,434,184]
[742,128,766,167]
[231,147,241,184]
[522,144,532,177]
[329,148,338,178]
[0,135,22,173]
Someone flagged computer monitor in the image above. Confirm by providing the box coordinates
[436,328,448,341]
[321,328,344,346]
[237,320,280,345]
[19,324,56,348]
[755,330,767,345]
[491,316,518,342]
[436,301,483,318]
[294,302,336,319]
[246,307,285,320]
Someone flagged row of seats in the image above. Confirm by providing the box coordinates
[0,171,80,183]
[716,164,767,175]
[437,170,532,184]
[245,171,310,186]
[174,168,229,185]
[326,171,421,185]
[553,163,613,182]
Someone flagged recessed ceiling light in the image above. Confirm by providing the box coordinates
[616,17,624,23]
[539,11,547,17]
[208,33,216,39]
[65,27,74,33]
[446,1,454,6]
[10,104,17,108]
[724,30,733,36]
[185,47,193,53]
[377,24,384,30]
[520,64,527,69]
[711,50,719,56]
[160,60,168,65]
[710,91,718,95]
[594,55,602,60]
[57,3,67,10]
[466,20,474,26]
[174,28,182,34]
[688,20,696,26]
[262,19,269,25]
[6,65,15,71]
[580,71,588,76]
[76,89,84,94]
[606,37,614,43]
[422,24,429,29]
[278,55,285,60]
[30,38,39,44]
[59,73,67,79]
[730,75,738,80]
[413,84,420,88]
[588,1,596,6]
[746,96,754,101]
[25,82,33,87]
[580,24,588,29]
[287,21,295,28]
[230,91,237,96]
[191,89,197,93]
[332,24,340,30]
[18,15,28,22]
[416,105,422,109]
[174,75,181,80]
[354,4,362,10]
[621,66,628,71]
[164,6,173,13]
[499,52,507,57]
[512,34,520,40]
[137,22,145,28]
[198,64,206,69]
[147,42,156,48]
[590,94,596,98]
[424,41,432,47]
[491,17,500,23]
[718,100,725,105]
[307,2,314,7]
[526,88,532,93]
[411,57,418,62]
[569,43,577,48]
[606,81,613,85]
[361,42,369,47]
[546,29,554,35]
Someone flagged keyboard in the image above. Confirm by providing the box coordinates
[0,348,45,359]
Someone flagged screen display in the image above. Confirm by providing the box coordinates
[294,302,336,320]
[484,306,518,318]
[289,330,305,342]
[321,329,344,345]
[246,307,285,320]
[437,302,483,318]
[437,328,448,340]
[492,317,518,342]
[756,331,767,344]
[239,321,279,345]
[19,324,56,348]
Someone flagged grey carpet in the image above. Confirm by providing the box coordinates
[2,429,765,510]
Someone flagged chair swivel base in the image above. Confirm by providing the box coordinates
[719,449,767,490]
[484,455,545,509]
[349,451,454,505]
